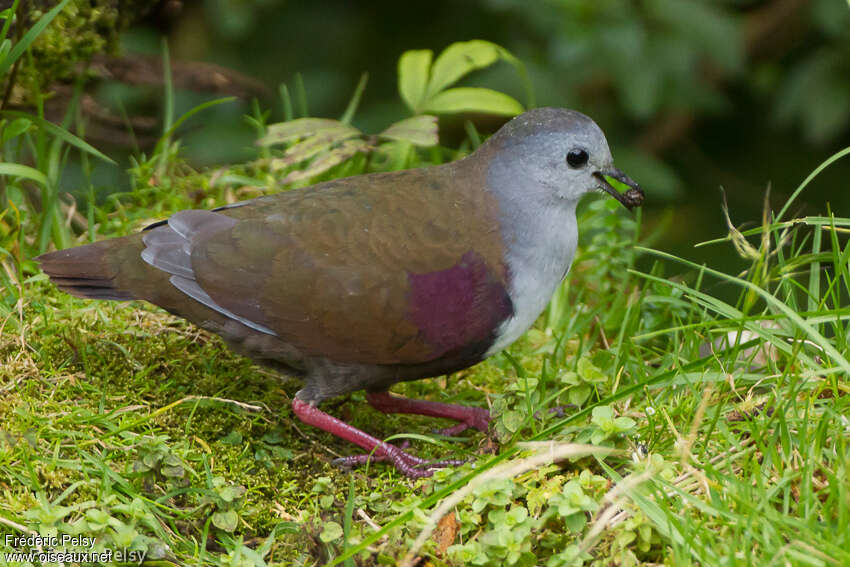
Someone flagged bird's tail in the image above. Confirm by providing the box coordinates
[36,238,140,301]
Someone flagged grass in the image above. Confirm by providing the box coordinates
[0,28,848,567]
[2,152,848,565]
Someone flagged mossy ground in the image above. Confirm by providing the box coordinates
[2,267,549,564]
[1,119,848,567]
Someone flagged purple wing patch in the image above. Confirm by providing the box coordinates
[407,251,513,356]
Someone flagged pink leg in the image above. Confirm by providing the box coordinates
[366,391,490,436]
[292,398,462,478]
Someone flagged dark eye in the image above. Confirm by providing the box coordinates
[566,149,589,168]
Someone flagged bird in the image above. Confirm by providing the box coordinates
[37,107,644,478]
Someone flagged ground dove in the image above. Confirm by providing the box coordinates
[38,107,644,477]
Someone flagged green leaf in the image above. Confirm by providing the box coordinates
[426,40,505,99]
[340,72,369,125]
[311,477,332,493]
[84,509,112,531]
[161,464,185,478]
[473,477,515,510]
[577,357,607,384]
[218,484,246,503]
[379,115,438,146]
[613,416,636,432]
[568,384,591,407]
[501,409,525,433]
[0,39,10,63]
[1,111,116,164]
[398,49,433,113]
[320,521,344,543]
[110,523,140,548]
[591,405,614,425]
[0,163,48,187]
[422,87,524,116]
[506,506,529,525]
[0,1,17,44]
[212,509,239,532]
[448,542,488,564]
[220,430,243,445]
[1,117,31,143]
[563,513,587,534]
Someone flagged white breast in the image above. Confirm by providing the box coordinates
[485,202,578,356]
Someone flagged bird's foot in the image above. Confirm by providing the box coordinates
[366,391,491,435]
[332,440,465,478]
[433,406,491,436]
[292,397,465,479]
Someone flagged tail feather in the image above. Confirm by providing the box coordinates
[36,241,138,301]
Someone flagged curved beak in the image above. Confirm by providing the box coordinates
[593,168,645,210]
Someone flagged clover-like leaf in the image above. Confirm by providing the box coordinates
[319,521,344,543]
[398,49,433,113]
[397,40,528,117]
[591,405,614,427]
[472,477,515,512]
[568,384,591,407]
[319,494,335,509]
[613,416,637,432]
[220,430,243,445]
[311,476,333,493]
[422,87,524,116]
[426,40,506,99]
[505,505,529,526]
[25,502,72,526]
[161,453,185,478]
[562,512,587,534]
[84,509,112,532]
[110,522,140,548]
[577,357,608,384]
[379,115,438,146]
[212,509,239,532]
[218,484,246,503]
[448,541,488,564]
[501,409,525,433]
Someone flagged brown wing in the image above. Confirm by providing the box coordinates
[185,163,511,365]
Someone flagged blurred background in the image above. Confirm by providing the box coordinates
[8,0,850,274]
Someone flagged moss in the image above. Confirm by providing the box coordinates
[12,0,157,102]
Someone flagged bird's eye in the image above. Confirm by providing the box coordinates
[566,149,589,169]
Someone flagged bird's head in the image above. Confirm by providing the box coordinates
[482,107,644,210]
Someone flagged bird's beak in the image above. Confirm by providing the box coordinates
[593,168,645,210]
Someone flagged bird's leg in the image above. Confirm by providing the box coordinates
[291,398,462,478]
[366,391,490,436]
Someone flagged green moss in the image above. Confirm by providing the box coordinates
[13,0,157,102]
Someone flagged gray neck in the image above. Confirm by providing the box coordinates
[484,151,580,355]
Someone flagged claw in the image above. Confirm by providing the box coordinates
[332,441,466,477]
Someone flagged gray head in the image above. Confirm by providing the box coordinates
[481,107,643,209]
